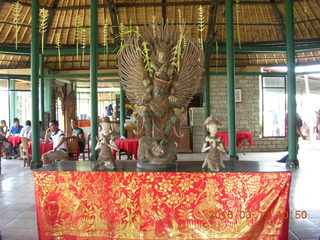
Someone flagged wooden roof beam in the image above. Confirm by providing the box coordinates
[105,0,121,46]
[270,0,285,40]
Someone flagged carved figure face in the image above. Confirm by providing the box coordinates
[206,123,219,135]
[95,135,109,151]
[152,144,165,157]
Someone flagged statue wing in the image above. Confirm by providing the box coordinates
[174,38,204,108]
[118,38,148,105]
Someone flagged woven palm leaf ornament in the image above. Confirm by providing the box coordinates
[55,32,61,69]
[103,18,109,64]
[80,28,86,67]
[12,1,22,50]
[197,6,205,52]
[235,0,241,49]
[39,8,49,54]
[172,9,186,73]
[151,15,157,36]
[74,15,82,60]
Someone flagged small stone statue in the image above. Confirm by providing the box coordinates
[93,131,119,170]
[201,116,227,171]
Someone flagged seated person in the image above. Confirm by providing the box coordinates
[20,120,32,138]
[0,120,9,136]
[8,118,23,155]
[27,121,45,140]
[42,120,67,164]
[8,118,23,136]
[70,118,85,152]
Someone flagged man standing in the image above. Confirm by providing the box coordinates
[277,113,306,167]
[107,103,114,120]
[42,120,67,164]
[70,118,85,152]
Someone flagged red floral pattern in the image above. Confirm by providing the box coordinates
[33,171,291,239]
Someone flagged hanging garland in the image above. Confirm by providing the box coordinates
[235,0,241,49]
[39,8,49,54]
[151,15,157,36]
[197,5,205,52]
[12,1,22,50]
[74,15,82,60]
[172,9,186,73]
[103,18,109,64]
[55,32,61,69]
[80,28,86,67]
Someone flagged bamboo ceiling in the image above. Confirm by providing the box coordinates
[0,0,320,72]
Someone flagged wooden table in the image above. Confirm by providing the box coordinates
[7,136,22,147]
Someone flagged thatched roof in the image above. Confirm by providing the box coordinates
[0,0,320,72]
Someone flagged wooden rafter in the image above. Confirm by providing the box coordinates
[105,0,120,46]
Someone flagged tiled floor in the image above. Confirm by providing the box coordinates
[0,141,319,240]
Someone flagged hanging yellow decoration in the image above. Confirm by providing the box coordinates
[197,6,205,52]
[103,18,109,64]
[12,1,22,50]
[39,8,49,54]
[172,9,186,73]
[74,15,82,60]
[55,32,61,69]
[119,22,126,45]
[151,15,157,36]
[215,40,219,73]
[80,28,86,67]
[303,0,308,14]
[135,26,140,40]
[235,0,241,49]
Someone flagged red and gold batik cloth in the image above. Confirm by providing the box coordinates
[33,171,291,239]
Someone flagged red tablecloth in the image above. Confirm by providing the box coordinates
[28,142,53,156]
[113,138,139,160]
[33,171,291,239]
[215,131,253,148]
[7,136,22,147]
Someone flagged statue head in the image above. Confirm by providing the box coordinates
[204,116,222,135]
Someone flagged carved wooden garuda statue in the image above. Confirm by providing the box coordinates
[118,22,204,169]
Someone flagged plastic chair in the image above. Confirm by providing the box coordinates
[21,137,31,167]
[66,137,79,160]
